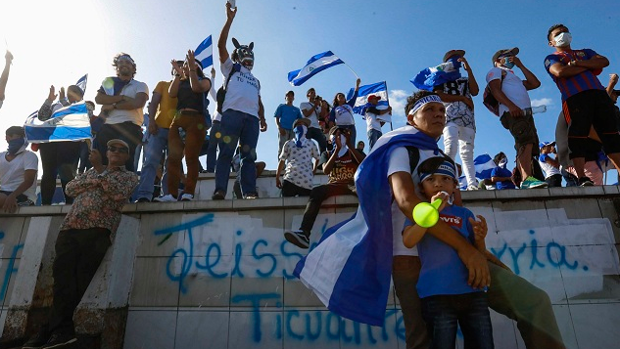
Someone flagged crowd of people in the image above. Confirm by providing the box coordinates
[0,2,618,346]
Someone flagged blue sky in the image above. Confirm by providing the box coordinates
[1,0,619,180]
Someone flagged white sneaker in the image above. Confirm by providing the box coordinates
[153,194,177,202]
[180,193,194,201]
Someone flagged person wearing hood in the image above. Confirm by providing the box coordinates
[0,126,38,212]
[275,118,320,197]
[490,152,516,190]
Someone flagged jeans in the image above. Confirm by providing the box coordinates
[78,142,91,174]
[278,128,294,158]
[38,141,81,205]
[545,173,563,187]
[206,120,221,172]
[421,293,494,349]
[393,258,566,349]
[299,183,356,234]
[443,124,476,187]
[282,180,312,197]
[168,112,207,196]
[95,121,143,172]
[367,128,382,150]
[338,124,356,145]
[48,228,111,333]
[135,128,169,200]
[306,127,327,154]
[215,110,260,197]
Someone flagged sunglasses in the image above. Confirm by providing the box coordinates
[108,145,129,154]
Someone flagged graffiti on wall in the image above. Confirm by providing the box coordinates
[0,231,24,301]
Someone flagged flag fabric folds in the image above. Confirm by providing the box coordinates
[24,101,91,143]
[411,60,461,91]
[195,35,213,69]
[294,126,440,326]
[474,154,497,180]
[76,74,88,94]
[346,81,390,119]
[287,51,344,86]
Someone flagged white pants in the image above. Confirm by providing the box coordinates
[443,124,477,188]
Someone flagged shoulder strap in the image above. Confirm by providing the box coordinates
[224,63,241,91]
[406,146,420,174]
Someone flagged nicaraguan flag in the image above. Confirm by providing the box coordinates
[346,81,390,118]
[474,154,496,179]
[411,60,462,91]
[76,74,88,94]
[287,51,344,86]
[294,125,440,326]
[195,35,213,69]
[24,101,91,143]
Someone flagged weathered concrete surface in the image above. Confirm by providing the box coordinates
[0,176,619,349]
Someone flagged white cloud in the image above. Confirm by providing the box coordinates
[389,89,410,118]
[531,98,553,107]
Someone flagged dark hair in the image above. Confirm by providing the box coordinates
[5,126,24,137]
[286,91,295,97]
[493,152,507,165]
[306,88,315,95]
[332,92,345,107]
[547,24,567,41]
[113,52,137,77]
[417,156,456,178]
[67,85,84,98]
[405,91,439,116]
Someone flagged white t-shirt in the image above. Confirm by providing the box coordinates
[221,58,260,118]
[102,78,149,126]
[387,138,438,256]
[299,101,321,129]
[0,149,38,202]
[365,112,381,132]
[333,105,355,126]
[539,158,561,178]
[279,139,320,190]
[486,67,531,116]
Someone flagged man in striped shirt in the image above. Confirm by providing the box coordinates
[544,24,620,186]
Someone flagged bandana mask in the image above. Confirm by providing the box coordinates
[294,125,307,148]
[330,134,349,158]
[8,138,25,155]
[502,57,515,69]
[498,158,508,168]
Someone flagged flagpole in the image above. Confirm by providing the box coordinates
[383,80,393,131]
[343,62,359,80]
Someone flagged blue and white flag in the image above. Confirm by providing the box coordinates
[288,51,344,86]
[474,154,496,179]
[346,81,390,120]
[24,101,91,143]
[76,74,88,94]
[294,126,440,326]
[411,60,462,91]
[195,35,213,69]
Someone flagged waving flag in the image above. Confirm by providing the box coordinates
[346,81,391,119]
[287,51,344,86]
[474,154,497,179]
[24,101,91,143]
[195,35,213,69]
[294,126,440,326]
[76,74,88,94]
[411,60,461,91]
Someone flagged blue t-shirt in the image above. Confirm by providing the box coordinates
[491,166,516,190]
[274,104,303,130]
[414,205,481,298]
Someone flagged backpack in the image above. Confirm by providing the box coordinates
[216,63,242,114]
[482,70,506,116]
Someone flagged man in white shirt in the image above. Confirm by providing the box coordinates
[300,88,327,153]
[0,126,38,212]
[95,53,149,171]
[486,47,547,189]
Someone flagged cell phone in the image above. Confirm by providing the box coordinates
[227,0,236,9]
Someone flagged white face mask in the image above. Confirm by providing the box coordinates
[554,32,572,47]
[498,158,507,168]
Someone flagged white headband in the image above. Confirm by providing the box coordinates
[408,95,443,116]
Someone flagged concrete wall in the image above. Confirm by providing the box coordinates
[1,179,619,349]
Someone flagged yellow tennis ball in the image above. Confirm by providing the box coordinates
[413,201,441,228]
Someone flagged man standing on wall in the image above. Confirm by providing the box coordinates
[21,140,138,349]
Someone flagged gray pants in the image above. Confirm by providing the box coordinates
[392,256,566,349]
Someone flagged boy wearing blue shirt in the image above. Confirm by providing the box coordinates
[403,157,494,349]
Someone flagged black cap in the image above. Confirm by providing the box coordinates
[5,126,24,137]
